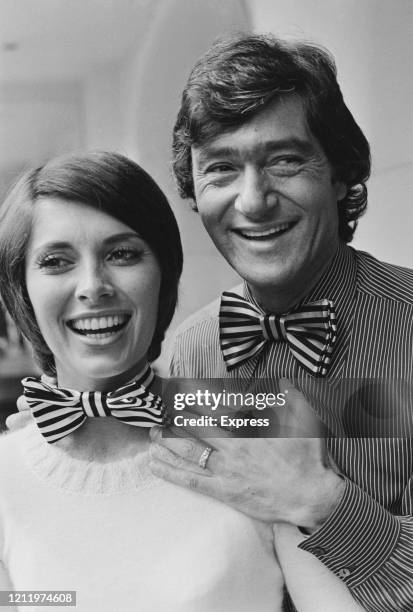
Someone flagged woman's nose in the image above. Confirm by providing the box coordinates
[234,167,278,219]
[75,263,114,303]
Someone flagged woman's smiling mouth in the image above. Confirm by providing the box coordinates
[67,313,131,339]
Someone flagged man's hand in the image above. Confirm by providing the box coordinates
[149,381,345,529]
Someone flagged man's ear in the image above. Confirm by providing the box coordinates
[334,181,347,202]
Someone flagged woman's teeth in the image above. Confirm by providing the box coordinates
[239,223,292,239]
[69,314,130,336]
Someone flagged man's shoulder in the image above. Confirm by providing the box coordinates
[355,249,413,305]
[173,282,244,340]
[169,285,244,376]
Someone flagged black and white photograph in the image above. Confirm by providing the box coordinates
[0,1,412,610]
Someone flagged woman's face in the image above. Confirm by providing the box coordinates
[25,197,161,390]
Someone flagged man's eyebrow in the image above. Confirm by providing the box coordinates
[196,138,316,162]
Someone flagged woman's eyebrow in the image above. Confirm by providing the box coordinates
[34,232,142,253]
[30,241,72,256]
[103,232,141,245]
[29,233,142,257]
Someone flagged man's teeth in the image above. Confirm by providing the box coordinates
[240,223,291,239]
[70,314,129,333]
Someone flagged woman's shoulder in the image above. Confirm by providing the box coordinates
[0,424,30,484]
[0,422,29,451]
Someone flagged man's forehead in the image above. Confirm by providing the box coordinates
[193,138,316,163]
[191,96,318,161]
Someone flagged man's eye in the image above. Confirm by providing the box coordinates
[271,156,302,166]
[268,156,303,175]
[206,163,235,173]
[108,247,141,263]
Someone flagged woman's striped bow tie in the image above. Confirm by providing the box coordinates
[21,366,166,443]
[219,292,337,376]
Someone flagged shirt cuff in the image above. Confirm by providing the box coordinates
[298,477,401,588]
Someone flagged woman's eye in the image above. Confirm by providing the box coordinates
[108,247,141,263]
[36,254,72,271]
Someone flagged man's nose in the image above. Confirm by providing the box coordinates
[234,167,278,219]
[75,263,114,303]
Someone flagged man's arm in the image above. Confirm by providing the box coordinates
[149,430,413,611]
[151,372,413,611]
[298,476,413,612]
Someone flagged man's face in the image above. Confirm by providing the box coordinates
[191,97,346,311]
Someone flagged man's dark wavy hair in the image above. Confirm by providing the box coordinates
[0,151,183,375]
[172,33,371,242]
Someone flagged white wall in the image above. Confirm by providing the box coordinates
[83,63,123,152]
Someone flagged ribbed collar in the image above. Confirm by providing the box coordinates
[19,422,157,494]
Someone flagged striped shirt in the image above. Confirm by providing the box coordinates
[169,243,413,612]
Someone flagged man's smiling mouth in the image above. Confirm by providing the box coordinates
[234,221,297,240]
[67,314,131,337]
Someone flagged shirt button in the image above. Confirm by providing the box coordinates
[337,568,351,579]
[312,546,328,556]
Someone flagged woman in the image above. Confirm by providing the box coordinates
[0,152,284,611]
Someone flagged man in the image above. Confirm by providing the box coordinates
[149,34,413,611]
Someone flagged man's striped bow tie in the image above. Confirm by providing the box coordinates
[21,366,166,443]
[219,292,337,376]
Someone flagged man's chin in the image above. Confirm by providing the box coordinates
[239,266,307,311]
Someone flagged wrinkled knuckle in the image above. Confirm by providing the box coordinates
[227,482,253,505]
[149,442,163,459]
[227,490,244,505]
[171,453,186,468]
[149,459,165,477]
[188,477,199,490]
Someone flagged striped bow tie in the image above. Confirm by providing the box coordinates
[219,292,337,376]
[22,365,166,444]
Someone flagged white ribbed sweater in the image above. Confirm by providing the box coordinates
[0,422,283,612]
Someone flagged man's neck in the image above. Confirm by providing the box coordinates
[248,247,339,314]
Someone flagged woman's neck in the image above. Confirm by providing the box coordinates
[55,360,149,392]
[55,418,151,462]
[52,366,162,462]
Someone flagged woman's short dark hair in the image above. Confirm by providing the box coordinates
[0,151,183,375]
[172,33,371,243]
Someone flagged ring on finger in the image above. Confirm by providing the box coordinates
[198,446,213,470]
